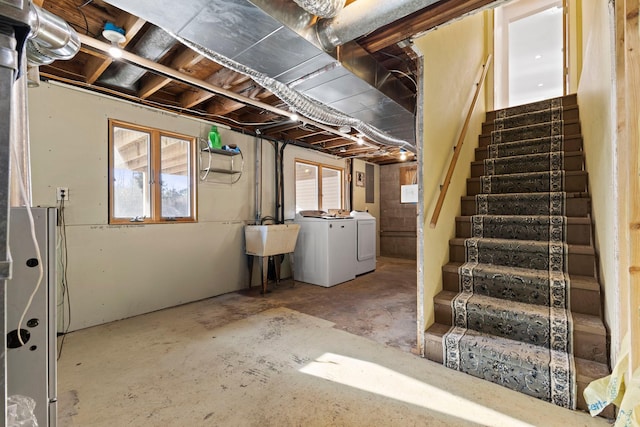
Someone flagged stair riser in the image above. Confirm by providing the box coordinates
[449,244,596,276]
[471,154,583,177]
[423,328,608,415]
[461,196,590,217]
[482,107,580,134]
[442,269,602,317]
[485,95,578,121]
[480,122,581,147]
[456,220,591,245]
[467,173,588,195]
[475,137,583,161]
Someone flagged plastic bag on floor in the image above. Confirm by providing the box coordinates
[584,333,640,426]
[7,395,38,427]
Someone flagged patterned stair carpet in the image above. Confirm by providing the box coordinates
[443,97,577,409]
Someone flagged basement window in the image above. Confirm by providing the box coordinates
[109,120,197,224]
[295,160,343,212]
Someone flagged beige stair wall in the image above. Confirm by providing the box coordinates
[576,0,620,362]
[413,11,488,339]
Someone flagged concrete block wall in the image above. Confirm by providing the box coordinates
[380,163,417,259]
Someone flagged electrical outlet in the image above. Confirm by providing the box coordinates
[56,187,69,201]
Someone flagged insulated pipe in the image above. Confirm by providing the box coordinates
[26,4,80,65]
[315,0,441,51]
[292,0,346,18]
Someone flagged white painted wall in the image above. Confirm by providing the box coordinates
[414,12,488,329]
[576,0,619,361]
[27,82,345,330]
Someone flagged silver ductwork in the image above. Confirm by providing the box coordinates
[315,0,442,51]
[173,32,414,151]
[104,0,416,148]
[100,27,175,90]
[26,4,80,66]
[292,0,345,18]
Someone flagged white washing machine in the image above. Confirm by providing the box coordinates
[351,211,377,275]
[293,214,356,287]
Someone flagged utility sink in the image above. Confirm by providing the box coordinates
[244,224,300,256]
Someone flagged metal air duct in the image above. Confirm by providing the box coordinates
[104,0,416,148]
[315,0,442,51]
[26,4,79,66]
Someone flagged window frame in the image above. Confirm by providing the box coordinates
[294,159,344,212]
[108,119,197,224]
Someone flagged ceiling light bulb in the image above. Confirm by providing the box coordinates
[103,25,126,59]
[290,113,299,121]
[108,42,123,58]
[400,152,407,161]
[356,137,364,146]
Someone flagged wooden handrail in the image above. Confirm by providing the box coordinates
[429,54,492,228]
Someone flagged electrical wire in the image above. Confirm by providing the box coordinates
[57,198,71,360]
[389,69,418,91]
[10,129,43,348]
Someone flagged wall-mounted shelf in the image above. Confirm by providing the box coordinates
[198,138,244,183]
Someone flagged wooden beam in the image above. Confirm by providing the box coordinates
[620,0,640,376]
[359,0,495,53]
[138,48,204,99]
[179,68,245,108]
[84,14,146,84]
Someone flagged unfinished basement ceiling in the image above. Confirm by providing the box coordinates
[36,0,497,164]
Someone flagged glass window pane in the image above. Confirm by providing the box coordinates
[113,127,150,218]
[321,167,342,210]
[161,135,191,218]
[295,162,318,212]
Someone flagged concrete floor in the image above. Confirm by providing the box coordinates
[57,257,608,426]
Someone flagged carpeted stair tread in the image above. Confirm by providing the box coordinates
[471,151,583,177]
[481,118,581,140]
[461,192,590,216]
[448,292,560,347]
[455,214,588,243]
[440,326,575,405]
[449,238,595,274]
[450,237,594,254]
[479,121,582,147]
[443,262,599,292]
[457,215,591,224]
[468,171,587,195]
[482,105,579,133]
[475,134,583,160]
[486,94,577,121]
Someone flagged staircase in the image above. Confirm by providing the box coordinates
[425,94,611,414]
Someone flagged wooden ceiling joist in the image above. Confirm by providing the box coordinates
[138,48,204,99]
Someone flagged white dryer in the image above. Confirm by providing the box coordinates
[351,211,376,275]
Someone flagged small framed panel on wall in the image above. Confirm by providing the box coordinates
[400,164,418,203]
[365,163,374,203]
[355,171,365,187]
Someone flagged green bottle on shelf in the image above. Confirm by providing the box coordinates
[208,126,221,150]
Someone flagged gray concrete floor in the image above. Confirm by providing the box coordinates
[56,257,608,426]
